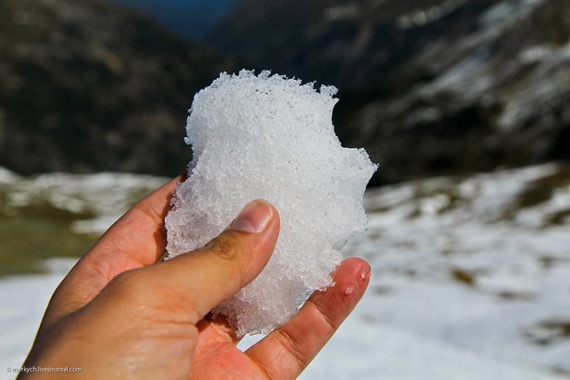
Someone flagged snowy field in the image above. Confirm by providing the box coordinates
[1,163,569,379]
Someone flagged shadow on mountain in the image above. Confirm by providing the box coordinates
[0,0,236,176]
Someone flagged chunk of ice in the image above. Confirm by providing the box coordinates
[165,70,377,336]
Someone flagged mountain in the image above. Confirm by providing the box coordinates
[107,0,238,40]
[0,0,237,176]
[208,0,499,91]
[209,0,570,184]
[3,0,568,184]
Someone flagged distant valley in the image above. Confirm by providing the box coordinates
[106,0,238,40]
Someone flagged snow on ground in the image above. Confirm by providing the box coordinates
[346,163,570,375]
[302,306,567,380]
[0,260,76,379]
[1,163,569,379]
[1,259,566,380]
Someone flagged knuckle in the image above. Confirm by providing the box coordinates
[107,270,147,301]
[275,329,309,372]
[203,232,245,262]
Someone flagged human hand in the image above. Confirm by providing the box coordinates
[20,176,370,379]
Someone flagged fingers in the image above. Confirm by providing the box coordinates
[139,199,280,324]
[41,176,182,328]
[246,257,370,379]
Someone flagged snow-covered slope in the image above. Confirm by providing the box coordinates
[1,163,569,378]
[0,167,168,235]
[345,162,570,375]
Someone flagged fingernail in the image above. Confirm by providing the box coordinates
[230,200,272,233]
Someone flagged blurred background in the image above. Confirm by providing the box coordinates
[1,0,569,378]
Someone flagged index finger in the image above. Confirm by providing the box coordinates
[42,175,182,327]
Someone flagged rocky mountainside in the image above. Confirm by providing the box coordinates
[209,0,501,92]
[0,0,236,176]
[2,0,568,183]
[209,0,570,184]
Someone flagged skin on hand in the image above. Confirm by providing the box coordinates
[20,176,371,380]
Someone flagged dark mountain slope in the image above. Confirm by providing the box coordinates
[210,0,570,183]
[0,0,236,176]
[208,0,500,92]
[348,0,570,182]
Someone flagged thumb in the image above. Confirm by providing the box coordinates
[152,199,280,323]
